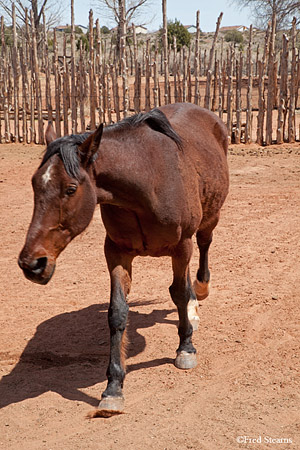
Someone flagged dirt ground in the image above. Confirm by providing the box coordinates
[0,141,299,450]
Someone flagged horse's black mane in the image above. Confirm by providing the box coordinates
[40,108,182,180]
[106,108,183,150]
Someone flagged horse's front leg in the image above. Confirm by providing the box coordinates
[169,238,197,370]
[98,236,133,415]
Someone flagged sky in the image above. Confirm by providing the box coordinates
[67,0,253,33]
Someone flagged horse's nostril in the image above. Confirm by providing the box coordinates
[31,257,48,274]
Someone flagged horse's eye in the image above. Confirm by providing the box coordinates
[65,185,77,196]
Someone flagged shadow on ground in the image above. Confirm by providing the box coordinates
[0,302,176,409]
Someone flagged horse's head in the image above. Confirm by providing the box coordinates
[18,123,103,285]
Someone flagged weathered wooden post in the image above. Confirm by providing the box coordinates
[30,9,44,144]
[266,12,276,145]
[194,10,200,105]
[245,25,253,144]
[277,34,288,144]
[53,28,61,137]
[226,45,234,141]
[288,17,297,143]
[162,0,169,104]
[235,52,243,143]
[70,0,77,133]
[89,9,96,130]
[1,16,10,142]
[204,12,223,110]
[256,22,270,145]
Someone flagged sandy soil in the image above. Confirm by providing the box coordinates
[0,142,299,449]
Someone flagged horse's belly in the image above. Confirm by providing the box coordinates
[100,204,193,256]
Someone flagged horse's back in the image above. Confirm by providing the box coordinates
[159,103,228,156]
[159,103,229,230]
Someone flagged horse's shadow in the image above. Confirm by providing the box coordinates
[0,302,176,409]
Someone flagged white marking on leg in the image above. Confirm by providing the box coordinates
[42,163,53,185]
[188,299,200,331]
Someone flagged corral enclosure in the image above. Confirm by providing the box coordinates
[0,5,300,449]
[0,8,299,145]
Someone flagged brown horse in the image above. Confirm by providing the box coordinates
[18,103,229,416]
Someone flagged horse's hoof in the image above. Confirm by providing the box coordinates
[175,351,197,370]
[193,280,210,301]
[88,396,125,418]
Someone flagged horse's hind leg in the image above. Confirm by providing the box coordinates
[97,236,133,416]
[193,216,219,302]
[169,238,197,370]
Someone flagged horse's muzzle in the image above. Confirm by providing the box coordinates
[18,255,56,285]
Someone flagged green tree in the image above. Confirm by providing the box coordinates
[101,25,110,34]
[163,18,191,51]
[224,29,244,44]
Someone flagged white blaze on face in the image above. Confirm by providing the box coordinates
[42,163,53,186]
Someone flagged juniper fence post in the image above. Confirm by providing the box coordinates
[30,80,35,144]
[153,45,159,107]
[255,44,259,77]
[194,10,200,105]
[122,56,129,117]
[277,34,288,144]
[212,50,218,111]
[204,12,223,110]
[89,9,96,129]
[266,13,276,145]
[35,17,44,143]
[162,0,169,104]
[70,0,77,133]
[53,29,61,138]
[134,62,141,112]
[31,10,43,144]
[106,65,112,123]
[0,19,3,142]
[79,41,86,132]
[1,16,10,142]
[43,13,53,124]
[98,62,104,125]
[288,17,297,143]
[217,58,223,119]
[245,25,253,144]
[176,58,182,103]
[187,48,192,103]
[273,60,278,109]
[256,23,270,145]
[24,8,30,70]
[199,48,202,80]
[296,53,300,110]
[226,45,234,141]
[62,54,69,136]
[235,51,243,143]
[145,39,151,111]
[132,23,137,70]
[203,49,207,77]
[173,36,178,104]
[96,19,102,68]
[110,64,120,121]
[12,3,20,142]
[101,64,107,124]
[182,47,187,102]
[19,47,28,143]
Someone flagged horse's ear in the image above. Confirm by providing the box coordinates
[45,121,57,145]
[79,124,104,167]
